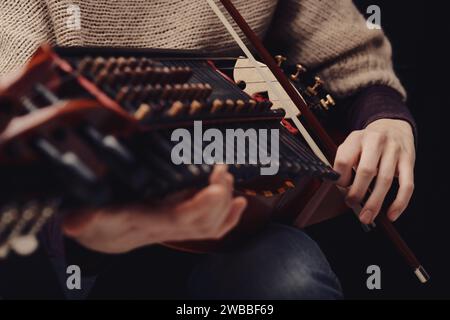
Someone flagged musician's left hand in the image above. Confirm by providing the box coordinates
[333,119,416,224]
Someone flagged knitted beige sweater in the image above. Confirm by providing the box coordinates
[0,0,405,98]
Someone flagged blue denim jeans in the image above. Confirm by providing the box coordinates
[0,223,343,300]
[187,224,343,300]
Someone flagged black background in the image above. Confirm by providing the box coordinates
[304,0,448,299]
[0,0,448,300]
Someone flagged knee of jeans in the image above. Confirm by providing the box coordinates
[188,224,343,300]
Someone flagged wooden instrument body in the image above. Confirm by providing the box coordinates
[0,44,346,255]
[0,0,430,283]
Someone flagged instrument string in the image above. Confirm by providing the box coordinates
[205,0,329,165]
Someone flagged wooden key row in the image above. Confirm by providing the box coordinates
[115,83,213,105]
[134,98,273,120]
[78,57,193,86]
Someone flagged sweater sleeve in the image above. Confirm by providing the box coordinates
[346,85,418,144]
[266,0,406,99]
[0,0,53,77]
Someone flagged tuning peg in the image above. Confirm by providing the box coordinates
[320,94,336,110]
[189,100,205,115]
[166,101,186,117]
[236,80,247,90]
[211,99,224,113]
[290,64,307,81]
[78,57,94,74]
[0,205,18,259]
[10,235,39,256]
[90,57,107,75]
[135,103,152,120]
[307,76,324,96]
[275,55,287,67]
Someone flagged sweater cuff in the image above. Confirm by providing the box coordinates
[347,85,418,142]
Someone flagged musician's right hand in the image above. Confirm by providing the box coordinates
[61,165,247,254]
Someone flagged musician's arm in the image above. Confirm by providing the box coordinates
[267,0,416,223]
[345,85,417,143]
[34,165,246,295]
[0,0,52,78]
[267,0,406,99]
[335,85,416,223]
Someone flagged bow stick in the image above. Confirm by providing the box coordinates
[206,0,429,283]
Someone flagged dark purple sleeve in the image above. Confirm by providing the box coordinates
[39,214,112,278]
[346,85,418,142]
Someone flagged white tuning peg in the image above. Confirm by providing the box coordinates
[10,235,39,256]
[274,55,287,67]
[320,94,336,110]
[307,76,324,96]
[9,201,57,256]
[290,64,307,81]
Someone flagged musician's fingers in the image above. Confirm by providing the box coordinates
[346,133,385,208]
[209,164,228,185]
[334,132,361,187]
[209,164,234,198]
[209,164,234,211]
[387,154,415,221]
[174,183,229,222]
[219,170,234,198]
[195,182,234,230]
[215,197,247,239]
[172,165,235,230]
[360,144,399,224]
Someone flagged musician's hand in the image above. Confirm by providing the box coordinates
[62,165,247,254]
[333,119,415,224]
